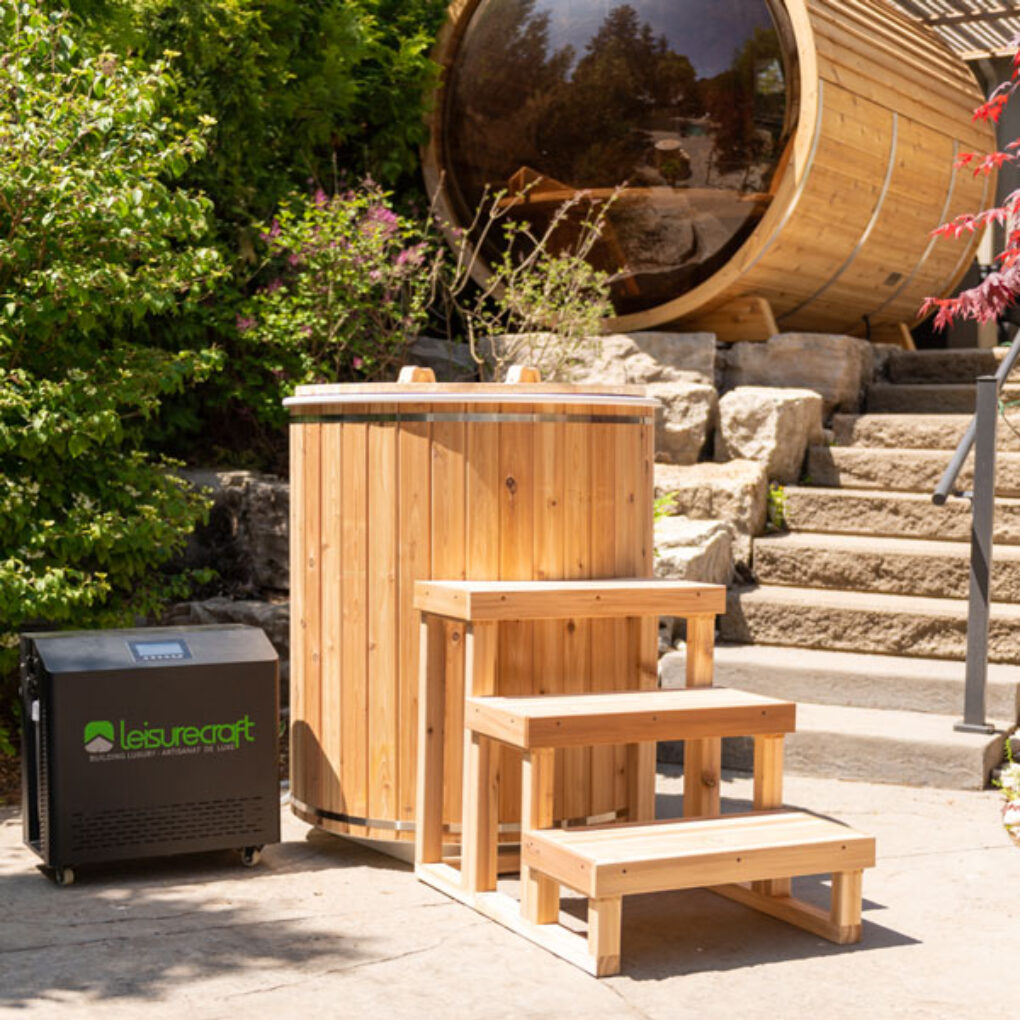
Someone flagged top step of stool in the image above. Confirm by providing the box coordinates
[414,578,726,622]
[465,688,796,749]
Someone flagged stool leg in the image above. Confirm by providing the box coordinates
[588,896,622,977]
[752,734,790,897]
[626,743,656,821]
[521,749,559,923]
[462,732,499,893]
[684,614,720,818]
[461,623,499,893]
[415,615,446,867]
[831,870,864,943]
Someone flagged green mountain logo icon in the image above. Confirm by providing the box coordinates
[83,720,115,754]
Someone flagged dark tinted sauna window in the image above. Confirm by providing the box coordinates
[442,0,798,315]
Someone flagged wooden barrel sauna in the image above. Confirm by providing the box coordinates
[425,0,996,345]
[285,381,657,847]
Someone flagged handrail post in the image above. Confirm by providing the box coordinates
[957,374,998,735]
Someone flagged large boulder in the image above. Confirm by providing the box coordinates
[715,387,824,483]
[163,597,291,694]
[179,469,290,593]
[654,460,767,563]
[654,516,733,652]
[561,332,717,385]
[487,331,720,463]
[722,333,874,414]
[647,381,717,465]
[488,331,717,385]
[654,516,733,585]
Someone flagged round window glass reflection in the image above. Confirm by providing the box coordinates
[442,0,798,315]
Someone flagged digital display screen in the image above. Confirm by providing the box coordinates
[135,641,185,656]
[128,639,191,661]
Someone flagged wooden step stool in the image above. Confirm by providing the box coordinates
[413,579,876,977]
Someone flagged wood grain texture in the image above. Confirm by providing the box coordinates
[367,421,398,840]
[461,623,499,892]
[301,425,322,814]
[683,614,720,818]
[291,390,656,843]
[520,749,559,924]
[753,734,790,896]
[289,422,306,806]
[588,897,622,977]
[397,412,432,828]
[415,616,446,866]
[340,420,369,834]
[589,418,619,819]
[319,426,343,815]
[413,580,726,622]
[431,403,468,832]
[561,413,592,821]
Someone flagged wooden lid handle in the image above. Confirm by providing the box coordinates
[506,365,542,383]
[397,365,437,383]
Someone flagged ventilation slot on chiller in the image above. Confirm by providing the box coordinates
[70,796,269,854]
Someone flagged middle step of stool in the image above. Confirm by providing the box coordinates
[465,687,797,748]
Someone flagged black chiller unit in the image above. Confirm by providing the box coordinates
[20,625,280,885]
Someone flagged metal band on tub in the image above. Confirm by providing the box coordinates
[291,795,624,833]
[289,412,655,426]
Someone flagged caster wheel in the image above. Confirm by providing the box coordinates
[54,866,75,887]
[241,846,262,867]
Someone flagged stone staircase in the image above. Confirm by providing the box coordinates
[661,348,1020,789]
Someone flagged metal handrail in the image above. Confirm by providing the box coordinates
[931,331,1020,734]
[933,335,1020,504]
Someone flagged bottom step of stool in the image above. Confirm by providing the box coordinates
[523,810,875,899]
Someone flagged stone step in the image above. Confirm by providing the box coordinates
[886,347,1006,385]
[831,413,1020,452]
[783,485,1020,543]
[752,531,1020,602]
[866,382,1020,414]
[659,702,1010,789]
[659,642,1020,719]
[806,445,1020,496]
[719,584,1020,664]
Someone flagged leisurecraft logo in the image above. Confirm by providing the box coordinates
[83,715,255,755]
[83,720,115,754]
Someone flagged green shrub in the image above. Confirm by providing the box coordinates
[68,0,448,224]
[54,0,448,464]
[0,4,224,747]
[766,483,788,532]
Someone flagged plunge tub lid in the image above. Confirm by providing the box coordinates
[284,383,659,409]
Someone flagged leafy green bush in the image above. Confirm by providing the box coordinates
[0,4,224,746]
[69,0,448,225]
[55,0,448,464]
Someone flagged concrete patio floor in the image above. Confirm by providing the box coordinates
[1,767,1016,1019]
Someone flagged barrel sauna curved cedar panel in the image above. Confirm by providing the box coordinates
[424,0,996,344]
[285,383,656,845]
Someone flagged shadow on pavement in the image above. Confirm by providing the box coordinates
[0,806,410,1009]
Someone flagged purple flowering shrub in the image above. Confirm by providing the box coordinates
[238,182,435,397]
[235,177,616,418]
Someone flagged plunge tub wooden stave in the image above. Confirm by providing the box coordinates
[286,384,657,845]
